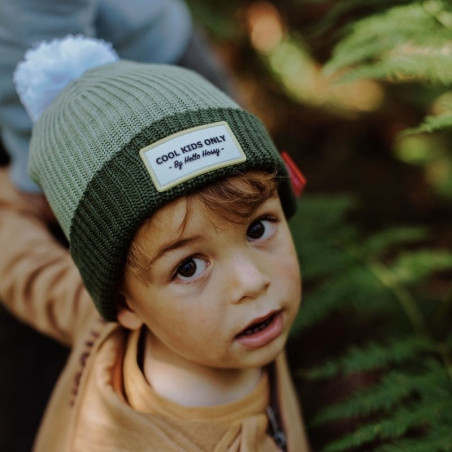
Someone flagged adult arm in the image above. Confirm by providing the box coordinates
[0,168,96,345]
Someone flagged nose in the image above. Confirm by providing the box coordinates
[228,252,270,304]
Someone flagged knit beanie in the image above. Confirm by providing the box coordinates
[14,36,296,321]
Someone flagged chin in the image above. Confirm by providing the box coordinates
[241,333,288,369]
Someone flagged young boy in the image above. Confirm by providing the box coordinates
[0,36,310,451]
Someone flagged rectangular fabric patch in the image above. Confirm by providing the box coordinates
[139,121,247,192]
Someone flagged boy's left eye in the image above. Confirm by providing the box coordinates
[247,218,277,242]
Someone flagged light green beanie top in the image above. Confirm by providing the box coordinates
[15,36,296,321]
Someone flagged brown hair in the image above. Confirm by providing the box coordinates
[124,170,278,284]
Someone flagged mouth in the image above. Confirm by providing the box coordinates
[235,311,284,349]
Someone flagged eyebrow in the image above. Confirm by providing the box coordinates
[147,235,203,268]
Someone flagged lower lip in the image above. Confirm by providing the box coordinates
[236,312,284,350]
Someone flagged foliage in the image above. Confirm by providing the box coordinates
[315,0,452,134]
[289,1,452,445]
[289,195,452,451]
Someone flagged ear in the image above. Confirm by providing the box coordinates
[117,300,144,330]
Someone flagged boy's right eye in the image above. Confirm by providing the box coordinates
[174,257,208,282]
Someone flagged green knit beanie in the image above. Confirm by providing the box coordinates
[15,36,296,321]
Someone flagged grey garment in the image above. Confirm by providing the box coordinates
[0,0,192,192]
[177,27,235,99]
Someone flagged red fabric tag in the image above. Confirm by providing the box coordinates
[281,151,306,197]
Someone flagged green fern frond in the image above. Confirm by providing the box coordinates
[303,0,365,39]
[323,398,452,451]
[318,0,452,134]
[290,196,359,280]
[295,237,356,279]
[334,54,452,85]
[312,362,449,425]
[303,337,434,379]
[389,250,452,284]
[290,197,441,331]
[403,112,452,134]
[324,2,452,76]
[360,226,428,258]
[304,0,412,39]
[293,263,392,330]
[292,194,452,449]
[376,425,452,451]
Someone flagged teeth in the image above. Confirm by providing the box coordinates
[242,315,274,336]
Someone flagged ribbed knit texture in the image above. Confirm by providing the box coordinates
[28,61,295,320]
[29,62,239,236]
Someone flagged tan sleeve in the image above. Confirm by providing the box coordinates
[0,169,96,345]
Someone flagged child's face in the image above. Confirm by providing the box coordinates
[120,193,301,371]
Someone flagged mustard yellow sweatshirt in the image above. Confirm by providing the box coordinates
[0,170,310,451]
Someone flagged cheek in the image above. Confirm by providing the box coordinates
[149,300,220,344]
[274,244,302,304]
[278,237,301,279]
[281,245,300,274]
[280,259,301,298]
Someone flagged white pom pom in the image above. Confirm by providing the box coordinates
[14,35,119,123]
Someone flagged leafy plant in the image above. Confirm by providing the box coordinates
[289,196,452,451]
[316,0,452,134]
[288,1,452,446]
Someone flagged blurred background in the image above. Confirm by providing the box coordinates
[184,1,452,450]
[0,1,451,450]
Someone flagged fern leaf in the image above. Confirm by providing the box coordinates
[304,337,434,379]
[289,195,359,280]
[295,237,356,279]
[304,0,410,39]
[323,399,452,451]
[325,3,431,72]
[325,2,452,76]
[361,226,428,258]
[334,54,452,85]
[312,363,449,425]
[293,264,387,330]
[376,426,452,451]
[389,250,452,284]
[403,112,452,134]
